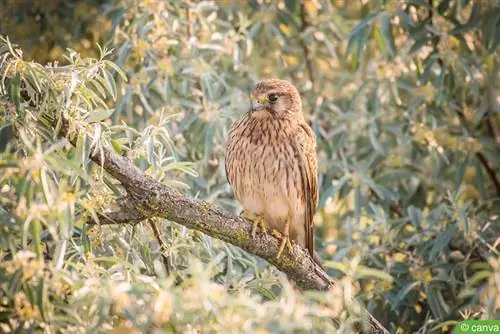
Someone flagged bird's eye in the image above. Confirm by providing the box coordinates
[268,93,279,103]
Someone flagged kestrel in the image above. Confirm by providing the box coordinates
[225,79,319,261]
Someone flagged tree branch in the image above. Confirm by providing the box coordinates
[1,97,390,334]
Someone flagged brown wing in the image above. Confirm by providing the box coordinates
[293,123,318,257]
[225,116,244,187]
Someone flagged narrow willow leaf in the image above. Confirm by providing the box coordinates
[454,156,468,195]
[420,56,438,85]
[162,161,198,177]
[103,175,122,196]
[36,275,47,321]
[356,266,394,281]
[429,225,458,261]
[379,13,396,58]
[474,159,486,201]
[203,124,216,162]
[10,72,21,110]
[90,78,108,99]
[40,168,54,206]
[458,205,469,234]
[32,219,42,259]
[163,179,190,189]
[26,65,43,93]
[396,8,416,29]
[104,60,127,81]
[16,171,30,202]
[323,260,348,273]
[88,108,115,123]
[81,86,108,109]
[354,186,361,223]
[365,177,396,201]
[410,36,430,55]
[89,123,102,156]
[368,124,385,154]
[75,133,85,167]
[408,205,423,226]
[111,139,122,154]
[101,69,117,100]
[468,270,492,286]
[390,281,421,310]
[81,133,90,171]
[426,286,448,319]
[7,268,23,298]
[435,69,446,105]
[349,13,378,37]
[430,320,460,333]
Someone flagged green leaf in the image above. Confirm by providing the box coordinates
[285,0,298,13]
[111,139,122,154]
[420,56,438,85]
[396,9,416,29]
[88,108,115,123]
[379,13,396,58]
[7,268,23,298]
[32,219,42,260]
[36,278,47,321]
[9,72,21,110]
[390,281,421,311]
[410,35,430,54]
[323,260,348,273]
[429,225,458,261]
[474,159,486,201]
[368,123,385,154]
[104,60,127,82]
[354,185,361,223]
[356,266,394,281]
[454,156,468,195]
[408,205,423,226]
[90,78,108,99]
[426,286,449,319]
[346,13,377,69]
[102,68,117,100]
[350,13,378,37]
[468,270,492,286]
[162,161,198,177]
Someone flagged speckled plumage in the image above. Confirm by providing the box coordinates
[225,79,318,258]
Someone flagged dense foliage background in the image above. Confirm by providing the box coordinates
[0,0,499,332]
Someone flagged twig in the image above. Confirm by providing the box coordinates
[299,2,314,85]
[148,219,172,275]
[475,152,500,196]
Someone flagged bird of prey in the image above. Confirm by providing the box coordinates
[225,78,319,261]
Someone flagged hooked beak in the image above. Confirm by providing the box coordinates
[251,100,265,112]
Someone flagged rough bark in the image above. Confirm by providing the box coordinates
[1,98,390,334]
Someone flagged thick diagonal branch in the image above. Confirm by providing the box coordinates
[76,122,388,333]
[1,98,389,333]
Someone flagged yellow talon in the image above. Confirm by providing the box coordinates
[242,210,267,237]
[273,212,293,259]
[272,229,293,259]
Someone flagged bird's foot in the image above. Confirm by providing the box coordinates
[242,210,267,238]
[272,230,293,259]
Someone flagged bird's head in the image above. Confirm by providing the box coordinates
[249,79,302,120]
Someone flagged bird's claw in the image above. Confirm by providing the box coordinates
[272,229,293,259]
[251,218,267,238]
[242,210,267,238]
